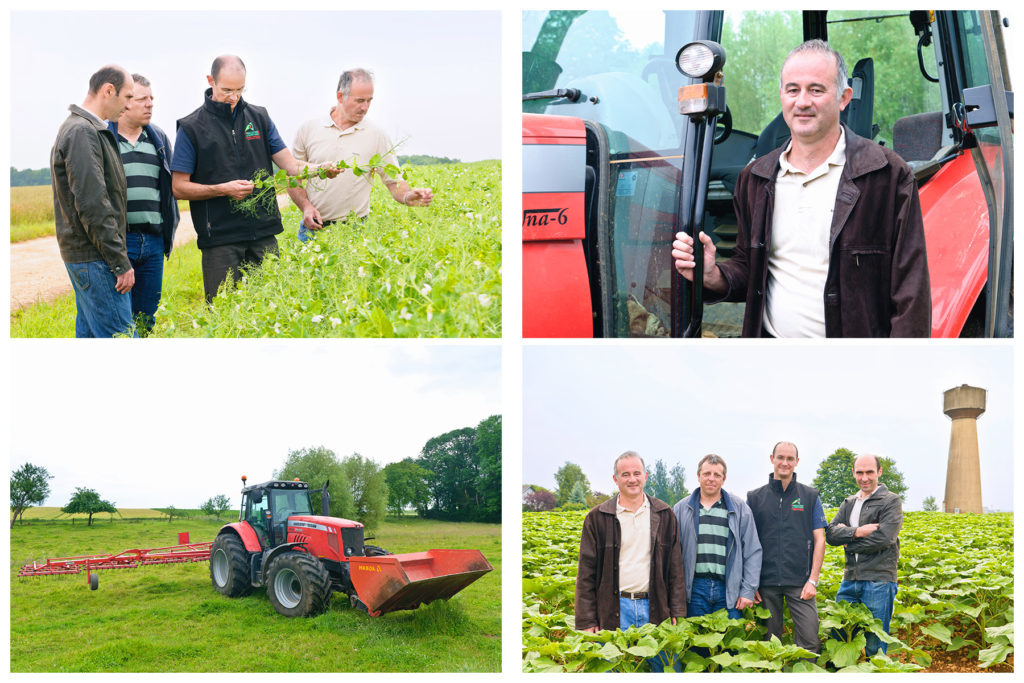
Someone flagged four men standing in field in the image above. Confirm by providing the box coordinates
[51,58,430,333]
[575,448,903,662]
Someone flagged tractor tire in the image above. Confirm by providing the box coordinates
[364,544,391,556]
[266,552,331,617]
[210,533,253,598]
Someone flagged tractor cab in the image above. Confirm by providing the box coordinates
[523,10,1012,337]
[240,479,314,549]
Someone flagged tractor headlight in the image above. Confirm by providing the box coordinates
[675,41,726,81]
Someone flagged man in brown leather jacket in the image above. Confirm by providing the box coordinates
[574,451,686,670]
[672,40,930,337]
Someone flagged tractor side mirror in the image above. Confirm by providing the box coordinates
[252,490,263,504]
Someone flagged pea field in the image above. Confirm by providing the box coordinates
[523,510,1013,673]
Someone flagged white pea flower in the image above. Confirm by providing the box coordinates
[478,293,492,307]
[312,315,324,323]
[420,283,432,296]
[399,307,413,321]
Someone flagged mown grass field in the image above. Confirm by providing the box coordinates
[10,161,501,337]
[11,516,501,672]
[523,510,1012,673]
[10,185,189,243]
[18,506,173,521]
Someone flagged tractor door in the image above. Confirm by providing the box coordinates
[244,491,271,549]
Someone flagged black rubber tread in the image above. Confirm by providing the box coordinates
[266,551,332,617]
[363,544,391,557]
[210,533,254,597]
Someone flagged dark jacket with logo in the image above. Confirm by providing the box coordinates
[714,125,931,337]
[575,495,686,631]
[747,473,820,586]
[176,89,281,249]
[50,104,130,274]
[825,484,903,582]
[108,121,180,257]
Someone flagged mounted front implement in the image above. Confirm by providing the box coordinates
[18,538,212,590]
[18,476,493,620]
[211,477,493,618]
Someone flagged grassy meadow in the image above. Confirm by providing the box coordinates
[10,160,501,337]
[10,185,189,243]
[11,516,501,672]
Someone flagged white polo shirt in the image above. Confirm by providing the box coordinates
[763,129,847,338]
[291,112,399,221]
[616,495,651,594]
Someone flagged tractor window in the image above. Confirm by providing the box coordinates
[523,10,695,155]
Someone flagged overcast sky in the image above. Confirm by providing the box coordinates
[9,11,500,169]
[11,342,500,509]
[523,343,1013,511]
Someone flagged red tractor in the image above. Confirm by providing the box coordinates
[210,477,492,617]
[19,477,492,618]
[523,10,1013,337]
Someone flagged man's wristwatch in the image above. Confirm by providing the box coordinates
[807,579,819,587]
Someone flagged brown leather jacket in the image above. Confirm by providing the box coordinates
[714,125,931,337]
[574,495,686,631]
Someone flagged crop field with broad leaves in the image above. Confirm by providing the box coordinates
[523,510,1013,672]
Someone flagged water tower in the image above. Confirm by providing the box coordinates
[942,384,986,513]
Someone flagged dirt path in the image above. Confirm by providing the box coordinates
[10,196,290,311]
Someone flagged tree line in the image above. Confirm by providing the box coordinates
[525,447,911,512]
[10,167,51,187]
[11,415,500,530]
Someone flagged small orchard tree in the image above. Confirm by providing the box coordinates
[201,494,233,520]
[922,495,939,512]
[62,487,118,526]
[11,463,53,528]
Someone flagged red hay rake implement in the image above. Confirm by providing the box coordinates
[18,536,212,590]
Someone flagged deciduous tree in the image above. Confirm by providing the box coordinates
[10,462,52,528]
[62,487,118,526]
[554,462,590,506]
[813,448,908,507]
[383,458,432,517]
[342,453,389,530]
[276,446,355,520]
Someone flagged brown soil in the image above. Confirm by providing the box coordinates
[922,649,1013,673]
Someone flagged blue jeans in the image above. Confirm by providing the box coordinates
[688,576,742,619]
[619,596,672,672]
[297,219,318,242]
[125,232,164,335]
[65,261,136,338]
[835,580,897,655]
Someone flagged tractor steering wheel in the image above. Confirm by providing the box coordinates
[714,106,733,145]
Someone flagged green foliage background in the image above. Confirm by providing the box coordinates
[523,509,1013,672]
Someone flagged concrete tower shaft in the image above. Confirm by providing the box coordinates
[942,384,986,514]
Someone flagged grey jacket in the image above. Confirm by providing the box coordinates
[825,484,903,582]
[674,489,762,609]
[51,104,130,273]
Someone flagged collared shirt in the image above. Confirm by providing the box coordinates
[291,112,399,221]
[764,129,847,338]
[616,494,651,594]
[78,106,108,127]
[117,128,162,234]
[850,484,881,528]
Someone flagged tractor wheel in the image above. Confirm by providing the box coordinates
[266,552,331,617]
[210,533,253,597]
[364,544,391,556]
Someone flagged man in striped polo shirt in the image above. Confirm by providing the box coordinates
[674,454,761,618]
[109,74,179,334]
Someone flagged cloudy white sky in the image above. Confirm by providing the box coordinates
[10,342,501,509]
[9,10,500,169]
[523,343,1014,511]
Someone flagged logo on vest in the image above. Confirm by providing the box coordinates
[791,498,804,511]
[244,122,261,140]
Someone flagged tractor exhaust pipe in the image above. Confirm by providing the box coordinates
[321,480,331,516]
